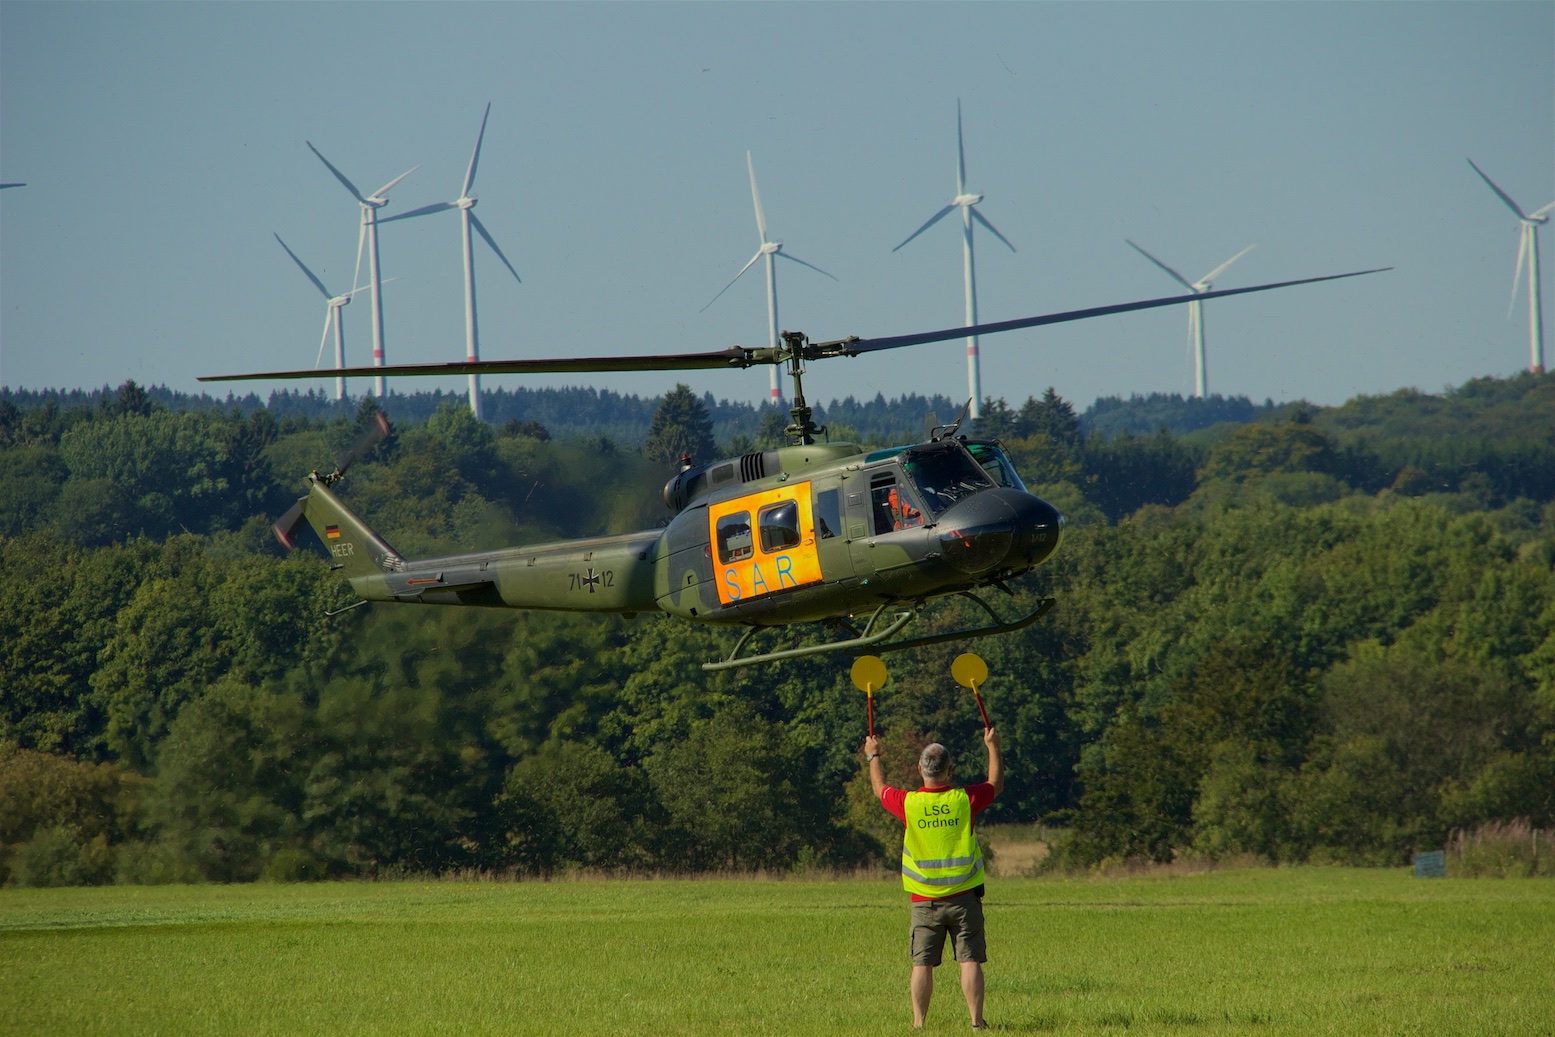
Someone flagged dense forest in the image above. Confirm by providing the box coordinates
[2,372,1553,885]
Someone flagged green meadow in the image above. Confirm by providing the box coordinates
[2,869,1551,1036]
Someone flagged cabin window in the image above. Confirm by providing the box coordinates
[716,511,754,563]
[814,488,841,539]
[759,500,802,552]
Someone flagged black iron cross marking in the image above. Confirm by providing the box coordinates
[582,567,601,592]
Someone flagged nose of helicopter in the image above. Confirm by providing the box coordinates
[937,489,1064,575]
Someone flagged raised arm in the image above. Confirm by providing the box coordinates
[984,726,1004,797]
[864,733,885,800]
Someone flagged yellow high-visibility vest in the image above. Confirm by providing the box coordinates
[901,787,984,898]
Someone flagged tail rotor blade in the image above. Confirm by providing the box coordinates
[334,411,392,477]
[273,501,306,551]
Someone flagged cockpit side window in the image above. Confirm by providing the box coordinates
[901,442,995,516]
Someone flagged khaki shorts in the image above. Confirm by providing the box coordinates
[909,889,987,966]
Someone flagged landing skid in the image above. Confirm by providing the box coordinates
[701,594,1056,671]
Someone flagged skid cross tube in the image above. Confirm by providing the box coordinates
[869,594,1056,656]
[703,604,916,671]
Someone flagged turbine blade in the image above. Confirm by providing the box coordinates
[307,142,366,203]
[1126,240,1195,291]
[463,102,491,197]
[372,166,418,201]
[352,218,367,294]
[316,310,334,368]
[1199,244,1256,287]
[775,250,840,281]
[956,99,967,195]
[970,207,1016,253]
[1467,158,1529,219]
[700,251,764,312]
[1510,228,1530,317]
[893,205,956,252]
[747,151,769,244]
[378,201,458,224]
[470,213,521,282]
[1530,200,1555,220]
[275,233,332,299]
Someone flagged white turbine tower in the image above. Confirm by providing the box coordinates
[1467,158,1554,374]
[893,100,1016,421]
[702,151,838,406]
[306,143,416,397]
[381,103,521,418]
[274,233,373,401]
[1125,241,1255,398]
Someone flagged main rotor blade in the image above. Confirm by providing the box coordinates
[308,142,366,204]
[470,213,521,282]
[379,201,458,224]
[700,250,765,312]
[1467,158,1530,220]
[775,250,840,281]
[464,102,491,198]
[893,204,956,252]
[275,233,332,299]
[1126,240,1194,291]
[970,207,1016,253]
[843,268,1393,355]
[202,346,759,383]
[202,267,1390,384]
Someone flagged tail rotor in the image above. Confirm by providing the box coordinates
[273,411,392,550]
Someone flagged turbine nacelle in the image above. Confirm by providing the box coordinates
[954,193,983,207]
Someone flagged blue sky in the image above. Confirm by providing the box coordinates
[2,2,1551,412]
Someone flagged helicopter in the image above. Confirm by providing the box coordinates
[203,268,1384,669]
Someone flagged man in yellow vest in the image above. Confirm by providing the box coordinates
[864,727,1002,1030]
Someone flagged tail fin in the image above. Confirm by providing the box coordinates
[294,478,404,582]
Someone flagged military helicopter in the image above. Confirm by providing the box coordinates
[203,269,1383,669]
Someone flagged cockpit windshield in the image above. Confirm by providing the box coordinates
[900,441,996,517]
[964,441,1028,493]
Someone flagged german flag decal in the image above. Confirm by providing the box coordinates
[325,525,341,540]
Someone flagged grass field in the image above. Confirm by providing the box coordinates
[3,868,1552,1036]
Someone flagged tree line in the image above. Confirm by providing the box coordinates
[1,373,1552,884]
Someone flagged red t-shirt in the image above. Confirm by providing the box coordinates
[880,782,996,901]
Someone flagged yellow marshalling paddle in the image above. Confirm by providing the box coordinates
[951,652,992,731]
[850,655,888,737]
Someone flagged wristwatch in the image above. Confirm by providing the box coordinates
[866,753,879,762]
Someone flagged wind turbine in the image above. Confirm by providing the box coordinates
[274,233,373,401]
[702,151,838,405]
[306,142,417,397]
[380,103,521,418]
[1467,158,1554,374]
[893,100,1016,421]
[1126,241,1255,398]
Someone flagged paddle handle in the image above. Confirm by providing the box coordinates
[972,685,991,731]
[867,689,875,738]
